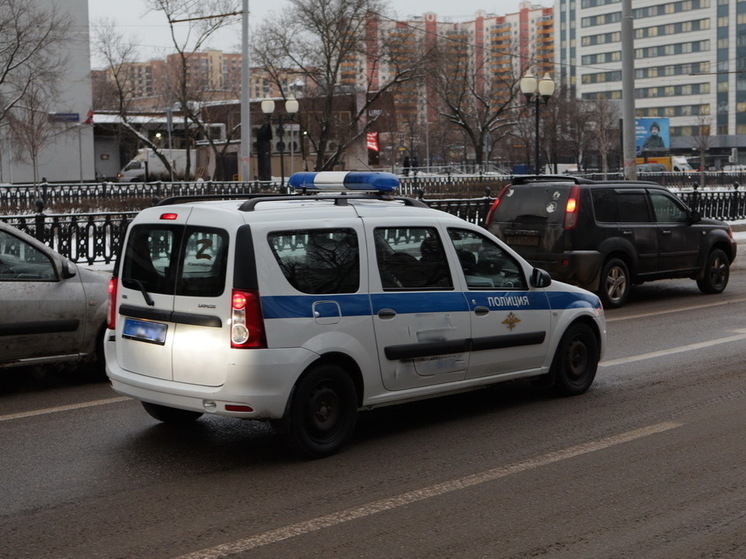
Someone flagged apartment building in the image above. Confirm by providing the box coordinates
[557,0,741,164]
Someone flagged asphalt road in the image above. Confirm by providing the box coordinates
[2,271,746,558]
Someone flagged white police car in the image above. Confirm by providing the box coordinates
[105,171,606,458]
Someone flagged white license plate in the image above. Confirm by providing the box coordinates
[122,318,168,345]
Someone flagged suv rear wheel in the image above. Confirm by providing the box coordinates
[697,248,730,294]
[598,257,630,309]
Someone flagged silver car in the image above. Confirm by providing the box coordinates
[0,222,110,372]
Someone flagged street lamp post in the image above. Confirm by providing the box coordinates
[261,97,300,190]
[520,72,555,174]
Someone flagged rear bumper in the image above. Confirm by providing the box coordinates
[105,342,318,419]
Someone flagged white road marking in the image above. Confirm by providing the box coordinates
[606,297,746,323]
[174,421,682,559]
[0,397,130,422]
[600,329,746,367]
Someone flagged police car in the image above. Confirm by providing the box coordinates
[105,171,606,458]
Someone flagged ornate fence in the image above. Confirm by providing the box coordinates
[2,178,745,266]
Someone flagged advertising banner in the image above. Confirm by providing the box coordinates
[636,118,669,154]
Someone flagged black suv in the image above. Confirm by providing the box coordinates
[485,176,737,308]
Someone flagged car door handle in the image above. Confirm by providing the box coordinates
[621,229,633,235]
[661,229,672,235]
[474,305,490,316]
[378,308,397,319]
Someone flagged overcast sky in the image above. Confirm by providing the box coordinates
[87,0,527,68]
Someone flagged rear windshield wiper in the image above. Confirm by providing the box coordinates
[131,279,155,307]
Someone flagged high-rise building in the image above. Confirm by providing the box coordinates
[556,0,739,164]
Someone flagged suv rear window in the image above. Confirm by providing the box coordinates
[269,228,359,294]
[496,184,573,223]
[122,225,229,297]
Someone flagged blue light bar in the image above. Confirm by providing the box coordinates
[287,171,399,192]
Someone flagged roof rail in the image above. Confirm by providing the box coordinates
[510,174,593,185]
[156,193,285,206]
[237,194,429,212]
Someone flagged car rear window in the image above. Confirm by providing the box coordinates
[269,228,359,294]
[495,184,573,223]
[121,225,229,297]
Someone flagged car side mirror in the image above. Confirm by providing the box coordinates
[690,210,701,224]
[530,267,552,288]
[61,259,77,279]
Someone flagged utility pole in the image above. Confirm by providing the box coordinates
[621,0,637,180]
[240,0,251,182]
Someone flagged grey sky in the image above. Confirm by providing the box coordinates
[88,0,526,67]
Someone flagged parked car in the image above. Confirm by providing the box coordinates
[485,175,737,308]
[105,171,606,458]
[0,222,110,373]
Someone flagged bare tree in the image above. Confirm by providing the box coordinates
[253,0,427,171]
[7,82,57,184]
[588,97,620,177]
[0,0,70,123]
[93,21,177,175]
[425,34,518,170]
[691,113,712,186]
[147,0,240,178]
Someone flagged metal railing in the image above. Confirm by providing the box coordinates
[3,176,746,266]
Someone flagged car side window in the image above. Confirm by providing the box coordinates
[448,228,527,290]
[0,230,56,281]
[374,227,453,290]
[591,189,617,222]
[616,192,652,223]
[269,228,359,294]
[649,192,689,223]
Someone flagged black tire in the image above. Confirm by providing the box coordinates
[697,248,729,294]
[550,323,599,397]
[142,402,203,424]
[598,257,630,309]
[283,365,358,459]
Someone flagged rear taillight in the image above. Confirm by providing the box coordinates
[107,278,118,330]
[563,185,581,229]
[485,184,512,226]
[231,289,267,349]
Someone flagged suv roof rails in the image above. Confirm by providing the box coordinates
[510,175,594,185]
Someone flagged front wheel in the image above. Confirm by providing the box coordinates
[550,323,600,397]
[142,402,203,424]
[283,365,358,459]
[598,257,630,309]
[697,248,729,294]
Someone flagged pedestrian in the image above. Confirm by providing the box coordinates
[403,156,410,176]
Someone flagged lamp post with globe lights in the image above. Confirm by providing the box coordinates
[520,72,555,174]
[261,97,299,190]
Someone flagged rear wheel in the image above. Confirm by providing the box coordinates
[142,402,203,424]
[551,323,599,396]
[283,365,358,459]
[697,248,729,294]
[598,257,630,309]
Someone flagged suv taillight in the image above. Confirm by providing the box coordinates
[485,184,512,226]
[107,278,118,330]
[231,289,267,349]
[563,185,581,229]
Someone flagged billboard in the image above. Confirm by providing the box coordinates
[636,118,669,154]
